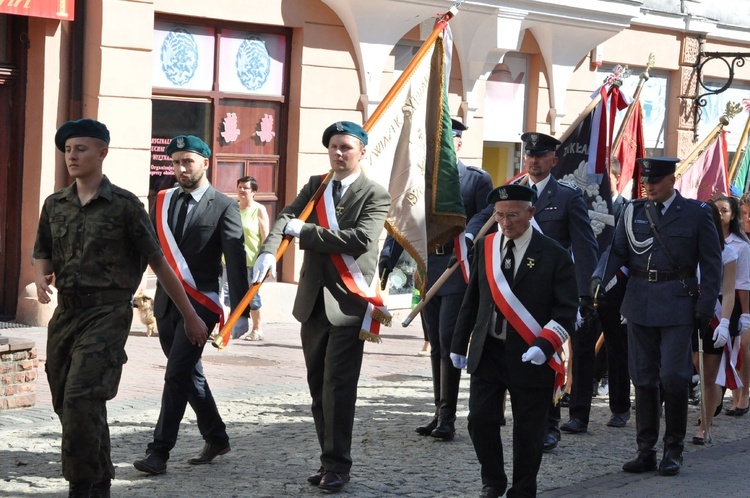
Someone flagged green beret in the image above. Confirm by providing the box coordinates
[487,184,537,204]
[322,121,368,148]
[521,131,561,155]
[637,157,679,183]
[166,135,212,158]
[55,118,110,152]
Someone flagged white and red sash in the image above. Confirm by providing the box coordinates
[314,175,391,342]
[484,232,568,401]
[455,232,470,283]
[155,188,225,331]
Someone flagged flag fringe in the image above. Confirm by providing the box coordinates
[359,330,383,343]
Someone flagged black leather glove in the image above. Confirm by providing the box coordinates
[378,256,392,290]
[695,311,712,338]
[579,296,597,324]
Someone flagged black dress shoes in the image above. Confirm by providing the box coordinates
[307,467,325,485]
[133,452,167,475]
[479,485,500,498]
[622,449,657,473]
[543,432,559,452]
[658,449,683,476]
[606,411,630,428]
[318,471,350,493]
[430,421,455,440]
[560,418,588,434]
[415,416,439,436]
[187,441,231,465]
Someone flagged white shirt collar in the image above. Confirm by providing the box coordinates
[529,175,550,193]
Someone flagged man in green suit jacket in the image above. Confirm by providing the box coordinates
[253,121,391,494]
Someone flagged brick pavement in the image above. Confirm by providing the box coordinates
[1,316,750,497]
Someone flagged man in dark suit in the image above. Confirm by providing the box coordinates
[593,157,722,476]
[252,121,390,493]
[451,184,578,498]
[134,135,249,475]
[466,132,599,450]
[379,119,493,440]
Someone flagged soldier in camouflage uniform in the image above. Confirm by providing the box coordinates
[33,118,207,498]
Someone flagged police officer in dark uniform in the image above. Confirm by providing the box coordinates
[466,132,599,450]
[593,157,722,476]
[380,119,493,440]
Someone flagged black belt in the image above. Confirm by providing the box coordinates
[631,268,695,283]
[58,290,132,309]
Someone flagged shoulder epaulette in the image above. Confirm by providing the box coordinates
[558,180,580,191]
[466,165,490,176]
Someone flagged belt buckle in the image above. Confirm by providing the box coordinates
[435,245,445,255]
[648,269,658,282]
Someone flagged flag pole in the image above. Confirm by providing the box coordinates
[364,6,457,131]
[212,171,334,349]
[676,117,729,179]
[728,112,750,184]
[612,54,655,155]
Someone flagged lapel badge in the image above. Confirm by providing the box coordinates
[526,258,535,269]
[336,205,345,216]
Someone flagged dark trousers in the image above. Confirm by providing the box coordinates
[468,337,551,498]
[599,303,631,414]
[422,293,463,358]
[148,302,226,458]
[568,314,599,424]
[301,293,365,474]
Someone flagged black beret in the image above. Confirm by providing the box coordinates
[166,135,211,158]
[521,131,561,155]
[322,121,368,148]
[55,118,110,152]
[451,118,468,137]
[638,157,679,183]
[487,184,538,204]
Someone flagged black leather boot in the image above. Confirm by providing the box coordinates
[68,482,92,498]
[91,479,111,498]
[431,358,461,440]
[659,388,688,476]
[623,388,660,473]
[416,354,441,435]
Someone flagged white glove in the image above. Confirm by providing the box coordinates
[521,346,546,365]
[284,218,305,238]
[251,252,276,283]
[450,353,467,370]
[713,318,730,349]
[740,313,750,335]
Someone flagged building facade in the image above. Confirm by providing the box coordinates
[2,0,750,322]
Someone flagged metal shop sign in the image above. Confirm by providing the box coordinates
[0,0,75,21]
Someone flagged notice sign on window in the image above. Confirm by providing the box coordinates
[150,138,176,194]
[0,0,75,20]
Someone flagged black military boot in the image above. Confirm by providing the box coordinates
[623,388,660,473]
[416,354,441,435]
[659,389,688,476]
[91,479,111,498]
[431,358,461,440]
[68,481,92,498]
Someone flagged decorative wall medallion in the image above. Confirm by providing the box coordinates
[236,35,271,91]
[161,27,199,86]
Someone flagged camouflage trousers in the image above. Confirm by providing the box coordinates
[46,301,132,483]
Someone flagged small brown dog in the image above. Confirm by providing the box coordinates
[133,289,157,337]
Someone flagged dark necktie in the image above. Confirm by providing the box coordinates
[656,202,664,219]
[503,239,515,285]
[174,193,190,242]
[332,180,342,206]
[531,184,538,193]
